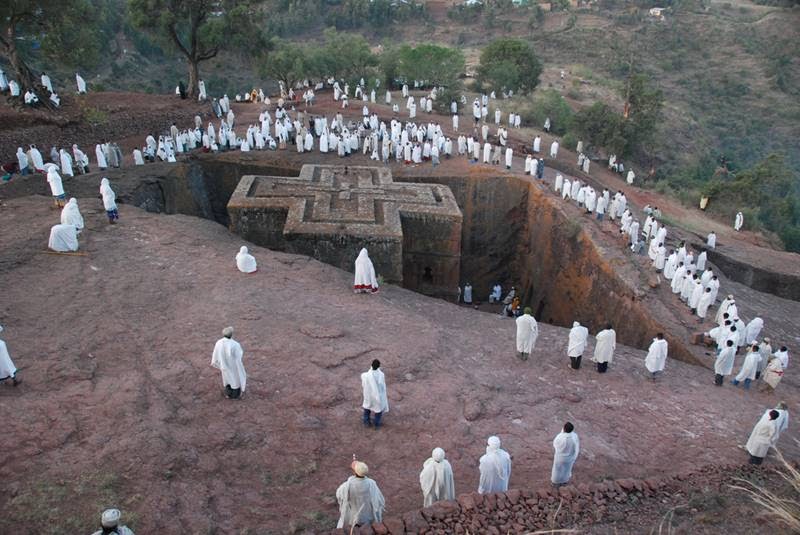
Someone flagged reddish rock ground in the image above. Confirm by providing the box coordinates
[0,196,797,533]
[2,89,798,534]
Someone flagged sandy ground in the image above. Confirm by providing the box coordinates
[0,196,797,534]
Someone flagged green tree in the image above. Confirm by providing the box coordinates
[526,89,574,135]
[622,73,663,158]
[395,44,465,87]
[258,43,310,90]
[0,0,102,91]
[569,102,626,154]
[477,38,542,94]
[128,0,264,97]
[701,153,800,251]
[316,28,377,83]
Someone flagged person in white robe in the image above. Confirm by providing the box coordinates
[626,170,635,185]
[483,142,491,164]
[61,198,84,232]
[95,144,108,170]
[59,149,74,177]
[133,149,145,165]
[551,423,580,486]
[732,344,762,389]
[532,135,541,153]
[689,277,704,313]
[746,411,779,464]
[744,317,764,346]
[644,333,668,380]
[628,220,640,252]
[757,402,788,447]
[504,147,513,170]
[696,250,707,271]
[515,307,538,361]
[90,509,135,535]
[9,80,20,97]
[41,72,53,93]
[707,232,716,249]
[550,140,559,159]
[567,321,589,370]
[28,145,44,171]
[0,325,20,387]
[554,173,563,193]
[696,287,714,320]
[198,80,207,101]
[478,436,511,494]
[16,147,30,175]
[760,352,786,392]
[336,460,385,529]
[235,246,257,273]
[361,359,389,427]
[715,294,735,325]
[734,211,744,231]
[46,166,66,208]
[48,224,79,252]
[592,325,616,373]
[714,339,736,386]
[419,448,455,507]
[100,178,119,223]
[463,283,473,304]
[211,326,246,399]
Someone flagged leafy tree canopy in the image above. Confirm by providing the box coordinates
[477,38,542,94]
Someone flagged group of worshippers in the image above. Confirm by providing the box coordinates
[215,247,384,400]
[658,240,718,321]
[607,153,635,185]
[0,69,87,108]
[336,428,579,531]
[46,173,119,252]
[706,294,789,391]
[11,142,117,182]
[557,175,614,221]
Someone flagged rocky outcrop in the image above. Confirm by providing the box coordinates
[322,464,765,534]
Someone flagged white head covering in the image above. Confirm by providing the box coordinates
[431,447,445,462]
[222,326,234,338]
[101,509,120,527]
[235,245,257,273]
[487,435,501,451]
[0,325,4,333]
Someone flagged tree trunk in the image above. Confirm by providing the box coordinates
[4,25,35,90]
[187,58,199,99]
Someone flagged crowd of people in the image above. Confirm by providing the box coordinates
[1,72,793,533]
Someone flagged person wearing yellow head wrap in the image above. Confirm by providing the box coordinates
[335,459,385,529]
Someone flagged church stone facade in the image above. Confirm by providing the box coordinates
[227,164,462,297]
